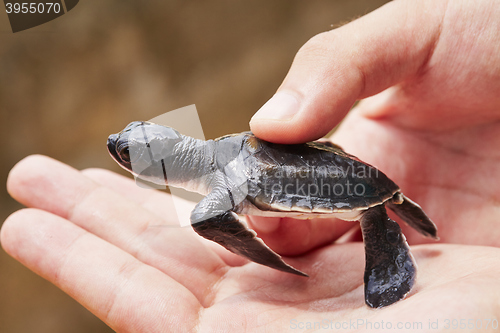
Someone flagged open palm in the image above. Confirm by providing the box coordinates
[2,156,499,332]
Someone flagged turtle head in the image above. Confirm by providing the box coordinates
[107,121,183,185]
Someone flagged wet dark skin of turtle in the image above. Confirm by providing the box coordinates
[107,121,438,308]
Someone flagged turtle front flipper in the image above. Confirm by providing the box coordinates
[360,205,416,308]
[387,193,438,239]
[190,190,308,277]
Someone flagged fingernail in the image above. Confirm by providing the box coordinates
[252,91,300,121]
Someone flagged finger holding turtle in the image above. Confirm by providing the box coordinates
[250,0,500,247]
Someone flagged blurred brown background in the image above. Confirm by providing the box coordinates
[0,1,389,331]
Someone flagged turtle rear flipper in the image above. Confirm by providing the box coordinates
[387,193,438,239]
[360,206,416,308]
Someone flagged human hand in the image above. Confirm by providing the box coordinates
[2,156,499,332]
[249,0,500,253]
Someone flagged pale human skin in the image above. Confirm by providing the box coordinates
[2,0,500,332]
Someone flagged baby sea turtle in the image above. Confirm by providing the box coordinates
[107,121,438,308]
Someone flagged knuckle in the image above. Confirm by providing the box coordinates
[295,31,337,63]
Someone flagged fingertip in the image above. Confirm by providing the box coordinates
[0,208,50,260]
[251,91,301,122]
[6,155,92,219]
[7,155,60,199]
[250,102,343,144]
[0,210,19,255]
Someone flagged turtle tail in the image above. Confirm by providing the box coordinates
[386,193,438,240]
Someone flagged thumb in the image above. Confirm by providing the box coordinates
[250,0,445,143]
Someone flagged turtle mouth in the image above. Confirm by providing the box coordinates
[107,133,132,171]
[107,134,119,160]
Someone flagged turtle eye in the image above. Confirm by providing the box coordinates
[119,147,130,162]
